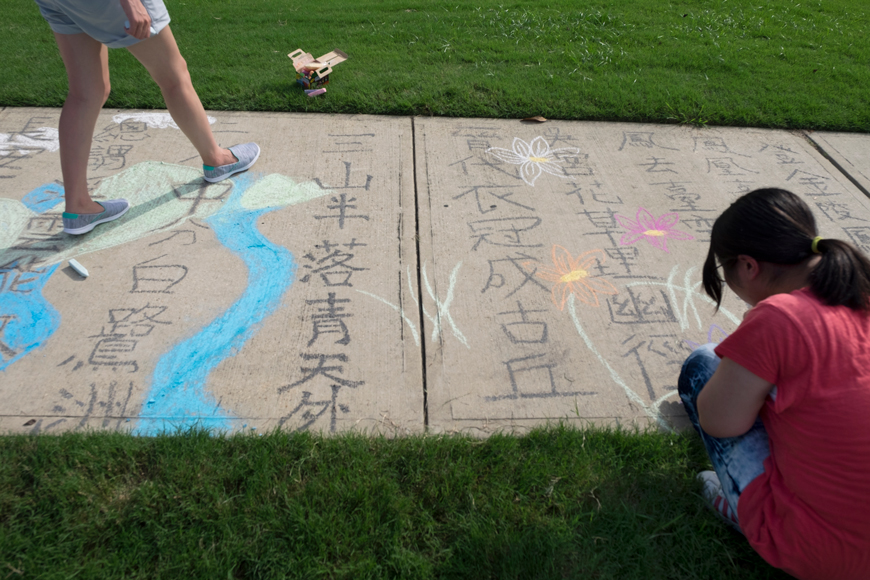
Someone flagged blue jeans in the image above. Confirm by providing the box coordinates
[678,344,771,524]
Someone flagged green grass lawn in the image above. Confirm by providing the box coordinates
[3,0,869,130]
[1,426,793,579]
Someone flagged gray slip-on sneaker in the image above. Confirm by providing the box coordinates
[202,143,261,183]
[62,199,131,235]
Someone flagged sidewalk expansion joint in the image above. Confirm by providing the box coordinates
[411,116,429,429]
[801,131,870,200]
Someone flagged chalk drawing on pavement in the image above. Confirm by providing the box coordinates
[521,245,618,310]
[0,162,332,435]
[112,112,216,130]
[486,136,581,187]
[614,208,695,253]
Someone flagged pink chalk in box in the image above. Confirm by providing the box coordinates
[289,48,349,89]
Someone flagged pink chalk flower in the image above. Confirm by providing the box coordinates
[615,208,694,253]
[486,136,580,187]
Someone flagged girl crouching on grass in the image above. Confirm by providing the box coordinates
[678,188,870,579]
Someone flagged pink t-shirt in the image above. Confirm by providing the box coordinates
[715,288,870,580]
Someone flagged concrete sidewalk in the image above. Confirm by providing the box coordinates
[2,107,869,436]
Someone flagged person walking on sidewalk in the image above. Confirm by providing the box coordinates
[33,0,260,235]
[678,188,870,579]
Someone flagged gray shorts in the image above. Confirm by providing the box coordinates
[34,0,170,48]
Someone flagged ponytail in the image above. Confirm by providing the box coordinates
[809,238,870,312]
[703,188,870,312]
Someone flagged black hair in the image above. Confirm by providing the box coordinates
[702,188,870,312]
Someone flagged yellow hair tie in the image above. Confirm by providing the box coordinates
[811,236,824,254]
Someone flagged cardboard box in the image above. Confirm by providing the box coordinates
[289,48,348,89]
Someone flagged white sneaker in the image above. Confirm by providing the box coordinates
[697,471,742,533]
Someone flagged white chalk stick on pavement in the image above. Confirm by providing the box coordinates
[69,259,89,278]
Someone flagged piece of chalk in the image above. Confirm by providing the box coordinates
[306,88,327,97]
[69,259,89,278]
[124,19,156,34]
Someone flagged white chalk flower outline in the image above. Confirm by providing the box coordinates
[486,136,580,187]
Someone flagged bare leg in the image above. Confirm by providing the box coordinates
[125,26,235,167]
[54,32,111,214]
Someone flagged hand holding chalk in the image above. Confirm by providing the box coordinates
[120,0,152,39]
[124,19,155,38]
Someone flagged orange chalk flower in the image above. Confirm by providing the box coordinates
[526,246,619,310]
